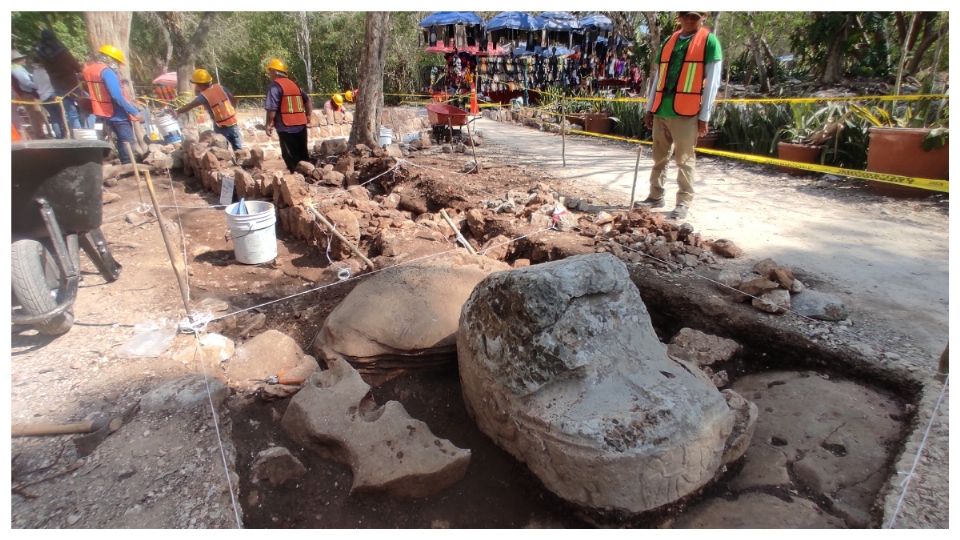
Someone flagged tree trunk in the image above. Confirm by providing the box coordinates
[158,12,216,95]
[84,11,146,154]
[349,12,390,148]
[710,11,722,37]
[294,12,314,94]
[906,15,944,76]
[894,12,918,97]
[746,13,770,92]
[819,15,851,84]
[641,11,662,97]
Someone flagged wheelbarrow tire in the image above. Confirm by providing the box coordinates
[11,239,74,335]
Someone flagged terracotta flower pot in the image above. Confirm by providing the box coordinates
[865,127,948,198]
[583,113,612,134]
[776,142,824,175]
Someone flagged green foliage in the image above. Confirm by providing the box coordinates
[607,100,648,139]
[11,12,89,61]
[922,127,948,151]
[712,103,792,155]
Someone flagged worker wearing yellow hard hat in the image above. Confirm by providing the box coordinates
[175,67,242,150]
[344,89,354,103]
[324,93,344,113]
[263,57,312,172]
[81,44,143,163]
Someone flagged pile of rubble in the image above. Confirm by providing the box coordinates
[715,258,848,320]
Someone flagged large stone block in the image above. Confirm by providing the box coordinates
[457,253,755,515]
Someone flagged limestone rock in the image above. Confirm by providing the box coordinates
[141,374,228,413]
[730,371,903,525]
[295,161,316,175]
[251,447,306,487]
[711,239,743,258]
[667,328,740,367]
[457,253,755,515]
[314,254,509,378]
[319,138,348,157]
[224,330,319,393]
[791,290,848,321]
[675,492,846,528]
[752,289,791,314]
[739,277,779,298]
[320,170,345,187]
[281,358,470,496]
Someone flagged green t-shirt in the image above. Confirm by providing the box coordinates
[655,31,722,118]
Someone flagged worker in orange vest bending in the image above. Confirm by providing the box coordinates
[176,68,242,150]
[263,58,312,172]
[82,44,143,163]
[638,11,722,221]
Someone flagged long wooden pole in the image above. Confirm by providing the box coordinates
[143,170,191,313]
[307,205,375,270]
[464,117,481,172]
[560,98,566,167]
[439,209,477,254]
[56,98,71,140]
[124,142,148,207]
[629,143,644,207]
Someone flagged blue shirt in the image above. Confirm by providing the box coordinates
[100,66,140,122]
[264,79,309,133]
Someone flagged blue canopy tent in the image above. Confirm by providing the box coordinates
[536,11,581,53]
[420,11,484,53]
[579,14,613,31]
[485,11,542,56]
[485,11,540,31]
[418,11,482,27]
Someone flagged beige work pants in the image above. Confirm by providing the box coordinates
[648,115,698,206]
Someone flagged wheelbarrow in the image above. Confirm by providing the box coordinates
[426,102,475,143]
[11,139,123,335]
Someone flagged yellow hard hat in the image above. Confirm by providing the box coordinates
[98,44,126,64]
[332,93,344,106]
[265,58,287,74]
[344,90,354,102]
[190,68,213,85]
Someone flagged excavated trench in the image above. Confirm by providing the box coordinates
[224,259,918,529]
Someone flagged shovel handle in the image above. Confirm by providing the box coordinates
[12,420,95,437]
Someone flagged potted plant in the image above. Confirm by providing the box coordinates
[581,100,613,134]
[772,104,839,175]
[853,104,948,197]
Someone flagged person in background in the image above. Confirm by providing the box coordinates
[324,93,344,113]
[32,63,65,138]
[638,11,722,220]
[82,44,143,163]
[12,49,49,139]
[34,29,88,131]
[175,68,242,150]
[263,57,312,172]
[344,89,356,104]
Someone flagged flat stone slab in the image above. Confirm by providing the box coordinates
[729,371,904,527]
[141,374,227,413]
[674,492,847,528]
[281,359,470,497]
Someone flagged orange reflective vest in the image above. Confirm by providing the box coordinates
[200,84,237,127]
[651,27,710,117]
[83,62,136,119]
[273,77,307,126]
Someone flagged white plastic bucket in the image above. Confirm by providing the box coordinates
[379,126,393,147]
[155,113,182,143]
[73,128,98,141]
[224,201,277,264]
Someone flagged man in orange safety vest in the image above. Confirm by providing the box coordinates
[638,11,722,221]
[176,68,242,150]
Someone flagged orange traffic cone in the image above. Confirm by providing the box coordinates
[470,82,479,115]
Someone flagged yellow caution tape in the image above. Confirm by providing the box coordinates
[567,129,948,193]
[716,93,948,104]
[12,97,64,106]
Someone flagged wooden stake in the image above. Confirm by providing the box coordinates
[307,205,375,271]
[124,141,148,207]
[143,170,191,313]
[560,99,566,167]
[630,143,644,207]
[57,98,71,140]
[439,209,477,254]
[464,117,481,173]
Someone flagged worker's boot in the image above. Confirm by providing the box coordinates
[635,196,665,209]
[668,204,689,220]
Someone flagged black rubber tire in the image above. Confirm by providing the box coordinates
[11,239,74,335]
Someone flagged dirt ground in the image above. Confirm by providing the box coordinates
[8,126,948,528]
